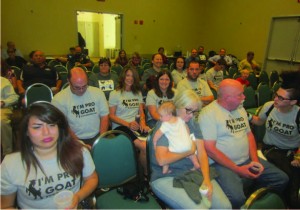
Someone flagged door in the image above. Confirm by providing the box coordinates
[77,11,122,58]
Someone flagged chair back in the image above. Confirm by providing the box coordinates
[92,64,99,74]
[58,72,68,88]
[48,60,62,68]
[143,63,152,70]
[242,187,286,209]
[269,70,279,87]
[141,58,150,66]
[10,66,22,79]
[66,61,74,71]
[233,72,241,79]
[91,130,137,188]
[54,65,68,74]
[25,83,53,107]
[111,64,123,75]
[257,82,272,106]
[243,86,257,109]
[228,66,238,78]
[247,72,258,90]
[258,71,269,86]
[169,62,175,71]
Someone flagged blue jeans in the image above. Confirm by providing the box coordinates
[213,158,289,209]
[151,177,232,209]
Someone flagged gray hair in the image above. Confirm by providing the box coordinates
[174,89,202,109]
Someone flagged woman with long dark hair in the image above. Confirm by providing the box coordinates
[0,102,98,209]
[109,68,150,174]
[146,70,177,128]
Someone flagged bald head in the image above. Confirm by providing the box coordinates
[217,79,245,111]
[218,79,243,99]
[68,68,88,96]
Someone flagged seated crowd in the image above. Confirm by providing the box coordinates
[1,42,300,209]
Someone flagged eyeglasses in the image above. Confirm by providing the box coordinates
[70,83,88,91]
[185,108,199,115]
[274,92,292,101]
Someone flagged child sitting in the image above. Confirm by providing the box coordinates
[153,101,200,174]
[236,69,250,87]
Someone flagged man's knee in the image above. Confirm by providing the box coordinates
[228,193,246,209]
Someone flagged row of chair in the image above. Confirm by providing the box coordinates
[91,127,287,209]
[244,81,281,115]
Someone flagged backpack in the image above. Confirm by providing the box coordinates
[265,103,300,134]
[116,178,149,202]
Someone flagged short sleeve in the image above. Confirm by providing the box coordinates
[82,147,96,178]
[108,90,119,107]
[0,156,18,195]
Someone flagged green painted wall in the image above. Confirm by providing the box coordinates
[1,0,300,64]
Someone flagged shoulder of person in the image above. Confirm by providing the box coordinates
[2,152,22,166]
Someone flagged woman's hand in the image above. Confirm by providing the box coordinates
[291,159,300,167]
[128,121,139,131]
[67,193,79,209]
[201,180,213,200]
[140,124,150,133]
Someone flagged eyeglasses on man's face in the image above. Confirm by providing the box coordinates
[185,108,199,115]
[274,92,292,101]
[70,83,88,91]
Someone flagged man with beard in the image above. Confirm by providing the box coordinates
[177,61,214,106]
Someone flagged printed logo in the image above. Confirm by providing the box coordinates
[121,99,140,108]
[225,117,247,134]
[71,102,96,118]
[267,117,294,136]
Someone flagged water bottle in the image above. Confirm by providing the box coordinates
[199,185,211,208]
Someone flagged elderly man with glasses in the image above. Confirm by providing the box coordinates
[52,67,109,146]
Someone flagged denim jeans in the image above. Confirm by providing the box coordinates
[151,177,232,209]
[213,158,289,209]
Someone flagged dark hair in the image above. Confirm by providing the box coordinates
[132,52,141,60]
[158,47,164,52]
[154,70,175,99]
[146,75,157,90]
[151,53,162,61]
[188,60,200,68]
[175,56,186,70]
[208,50,216,58]
[247,51,254,56]
[99,57,111,67]
[29,50,36,59]
[216,58,227,66]
[115,50,128,65]
[118,49,127,57]
[117,67,141,94]
[19,102,84,179]
[280,70,300,102]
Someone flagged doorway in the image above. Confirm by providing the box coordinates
[77,11,122,59]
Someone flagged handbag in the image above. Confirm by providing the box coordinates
[78,174,94,209]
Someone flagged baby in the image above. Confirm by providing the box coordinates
[153,101,200,174]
